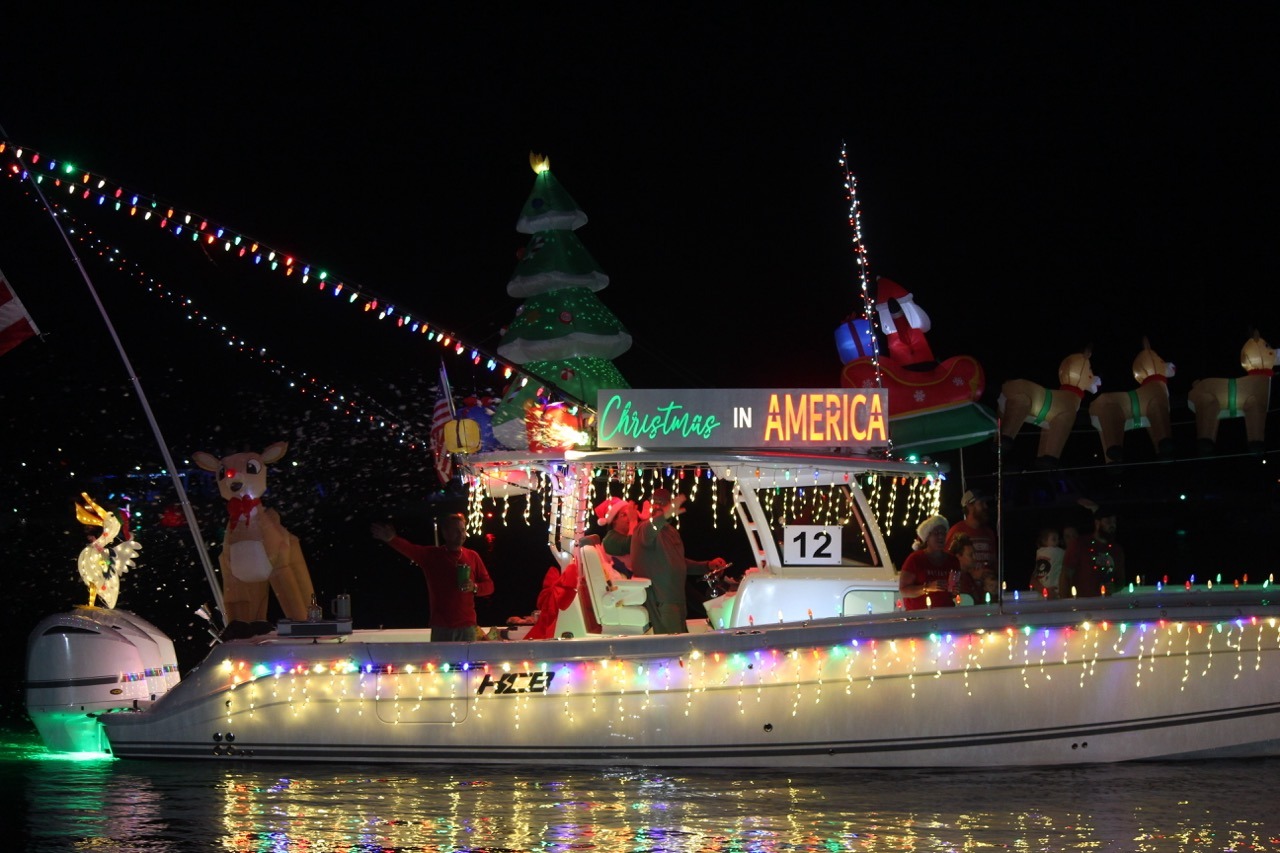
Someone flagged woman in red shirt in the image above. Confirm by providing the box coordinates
[899,514,960,610]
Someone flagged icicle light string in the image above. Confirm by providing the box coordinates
[209,616,1276,724]
[469,462,936,534]
[0,140,593,415]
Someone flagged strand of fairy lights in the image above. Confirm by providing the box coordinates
[46,204,443,450]
[230,604,1280,717]
[838,142,889,453]
[464,455,943,535]
[2,163,519,438]
[0,140,594,416]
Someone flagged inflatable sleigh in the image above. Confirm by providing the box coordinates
[836,278,996,456]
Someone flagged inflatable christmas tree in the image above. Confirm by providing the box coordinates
[491,153,631,451]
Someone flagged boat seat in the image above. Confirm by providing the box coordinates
[607,552,633,578]
[576,535,651,634]
[547,585,589,638]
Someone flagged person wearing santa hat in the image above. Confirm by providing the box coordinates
[875,277,937,369]
[898,514,959,610]
[600,499,639,578]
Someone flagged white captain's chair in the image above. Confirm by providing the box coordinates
[576,535,651,634]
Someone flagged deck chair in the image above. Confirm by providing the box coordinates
[575,535,651,634]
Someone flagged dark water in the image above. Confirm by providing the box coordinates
[4,727,1278,852]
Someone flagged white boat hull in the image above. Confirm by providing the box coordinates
[27,448,1280,767]
[96,591,1280,767]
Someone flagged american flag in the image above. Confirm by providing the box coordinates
[429,392,454,485]
[0,269,40,357]
[429,362,456,485]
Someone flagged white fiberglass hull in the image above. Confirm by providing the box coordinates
[98,590,1280,767]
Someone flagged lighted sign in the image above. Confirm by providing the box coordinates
[783,526,843,565]
[596,388,889,450]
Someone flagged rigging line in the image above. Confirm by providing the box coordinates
[620,334,712,387]
[0,138,596,415]
[995,416,1004,615]
[51,201,438,450]
[1,120,227,626]
[988,445,1280,478]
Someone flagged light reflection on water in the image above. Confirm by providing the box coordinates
[4,730,1280,852]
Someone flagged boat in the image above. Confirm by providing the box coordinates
[25,385,1280,768]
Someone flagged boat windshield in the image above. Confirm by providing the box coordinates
[464,454,928,574]
[747,481,882,568]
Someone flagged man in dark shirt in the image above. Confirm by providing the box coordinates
[1059,505,1126,597]
[630,488,727,634]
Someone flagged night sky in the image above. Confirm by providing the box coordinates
[2,7,1279,724]
[5,7,1277,390]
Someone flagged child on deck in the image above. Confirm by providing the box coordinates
[1031,527,1065,599]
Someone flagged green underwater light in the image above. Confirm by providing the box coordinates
[25,709,116,760]
[0,727,114,763]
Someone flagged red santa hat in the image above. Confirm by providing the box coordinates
[875,277,910,303]
[874,277,931,335]
[594,496,624,524]
[601,500,637,528]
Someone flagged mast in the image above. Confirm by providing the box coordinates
[4,125,225,625]
[838,143,891,455]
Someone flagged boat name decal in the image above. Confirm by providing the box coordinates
[476,670,556,695]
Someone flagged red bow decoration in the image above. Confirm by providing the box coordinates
[525,562,580,641]
[226,495,262,529]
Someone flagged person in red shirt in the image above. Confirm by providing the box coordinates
[371,513,495,641]
[946,489,998,583]
[899,514,959,610]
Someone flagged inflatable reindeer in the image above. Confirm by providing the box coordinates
[74,492,142,609]
[1087,337,1176,462]
[998,350,1101,468]
[1186,330,1278,455]
[193,441,315,631]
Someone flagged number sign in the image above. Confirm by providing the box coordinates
[783,525,842,565]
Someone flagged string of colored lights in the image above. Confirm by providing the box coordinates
[212,614,1280,728]
[0,139,593,415]
[19,193,443,452]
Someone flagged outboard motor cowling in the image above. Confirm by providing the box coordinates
[25,607,179,754]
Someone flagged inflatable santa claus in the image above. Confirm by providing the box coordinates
[875,277,936,369]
